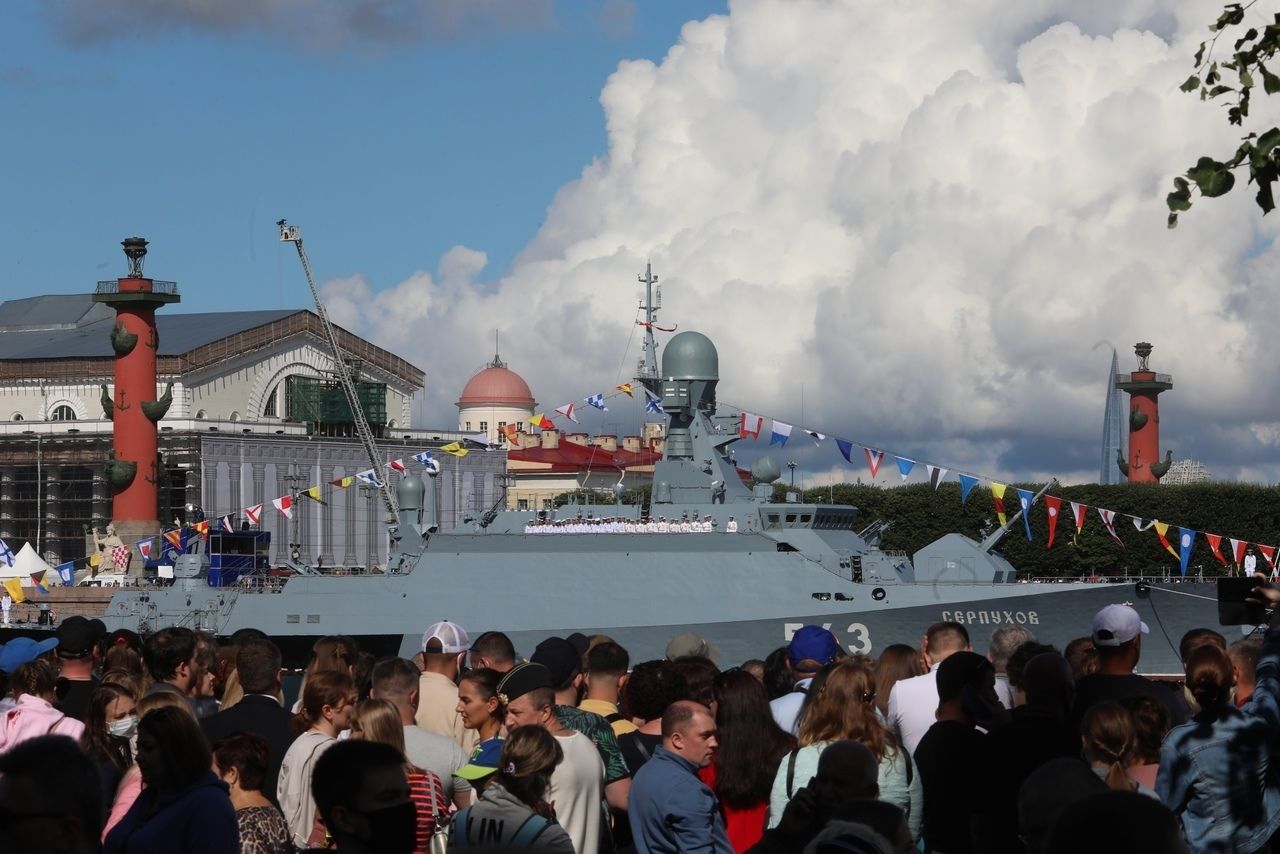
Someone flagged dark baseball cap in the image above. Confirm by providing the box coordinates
[530,637,582,687]
[56,616,106,658]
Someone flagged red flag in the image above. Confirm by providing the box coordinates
[864,448,884,479]
[1154,522,1179,558]
[193,520,210,540]
[1045,495,1061,549]
[739,412,763,439]
[1230,538,1247,564]
[273,495,293,519]
[1260,545,1277,569]
[163,529,182,550]
[387,459,406,473]
[1204,533,1229,566]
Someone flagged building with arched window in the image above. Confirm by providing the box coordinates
[0,293,504,571]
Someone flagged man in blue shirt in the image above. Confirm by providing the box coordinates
[628,700,731,853]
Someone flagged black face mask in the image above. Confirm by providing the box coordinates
[355,801,417,854]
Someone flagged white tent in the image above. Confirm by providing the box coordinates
[1,542,57,586]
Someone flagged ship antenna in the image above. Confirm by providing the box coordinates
[637,261,660,395]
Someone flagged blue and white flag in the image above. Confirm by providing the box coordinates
[1017,488,1035,541]
[412,451,434,466]
[958,473,979,502]
[355,469,383,487]
[56,561,75,585]
[644,388,665,415]
[895,456,915,481]
[770,421,792,447]
[0,538,13,568]
[584,393,608,412]
[1178,527,1196,576]
[220,515,235,533]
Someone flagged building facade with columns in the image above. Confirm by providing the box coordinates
[0,294,503,573]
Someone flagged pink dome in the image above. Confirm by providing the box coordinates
[456,357,535,407]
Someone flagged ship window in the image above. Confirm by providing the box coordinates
[799,514,812,524]
[50,404,76,421]
[785,514,797,524]
[766,514,780,529]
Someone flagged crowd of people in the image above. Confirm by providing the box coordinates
[2,582,1280,853]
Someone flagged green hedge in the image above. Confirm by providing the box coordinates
[779,481,1280,578]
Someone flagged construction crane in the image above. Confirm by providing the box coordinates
[277,219,398,524]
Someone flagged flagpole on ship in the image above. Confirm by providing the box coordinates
[637,262,661,398]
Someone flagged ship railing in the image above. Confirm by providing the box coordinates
[1017,574,1218,585]
[236,575,289,594]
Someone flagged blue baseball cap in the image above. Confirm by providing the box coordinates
[0,635,60,674]
[788,625,840,667]
[457,737,504,780]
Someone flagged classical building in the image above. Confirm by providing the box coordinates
[0,292,504,573]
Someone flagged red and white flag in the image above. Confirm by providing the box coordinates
[864,448,884,479]
[387,459,406,473]
[244,503,263,525]
[554,403,579,424]
[272,495,293,519]
[110,545,130,570]
[1259,545,1277,569]
[1097,508,1124,546]
[1069,501,1087,535]
[1045,495,1061,549]
[739,412,763,440]
[1204,533,1229,566]
[1230,538,1248,564]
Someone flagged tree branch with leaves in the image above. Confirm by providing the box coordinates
[1168,1,1280,226]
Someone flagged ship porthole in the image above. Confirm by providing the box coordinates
[872,587,886,601]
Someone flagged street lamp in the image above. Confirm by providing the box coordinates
[787,460,797,488]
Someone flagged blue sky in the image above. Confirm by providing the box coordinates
[3,0,725,308]
[6,0,1280,486]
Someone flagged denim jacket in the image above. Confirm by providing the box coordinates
[1156,620,1280,853]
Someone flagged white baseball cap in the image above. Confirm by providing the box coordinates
[422,620,469,654]
[1091,604,1149,647]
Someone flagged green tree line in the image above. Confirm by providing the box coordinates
[779,481,1280,578]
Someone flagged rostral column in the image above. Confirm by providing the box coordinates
[92,238,180,568]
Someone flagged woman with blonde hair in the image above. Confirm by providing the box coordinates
[1081,701,1156,797]
[448,725,574,852]
[277,669,356,848]
[352,698,449,853]
[768,660,922,840]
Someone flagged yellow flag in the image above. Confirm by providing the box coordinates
[615,383,634,398]
[439,442,470,458]
[990,482,1008,528]
[1153,521,1180,558]
[304,486,328,505]
[3,577,25,603]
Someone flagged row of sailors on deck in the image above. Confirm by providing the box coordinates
[523,514,742,534]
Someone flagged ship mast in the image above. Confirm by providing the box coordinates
[636,262,661,395]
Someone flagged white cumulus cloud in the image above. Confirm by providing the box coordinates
[328,0,1280,485]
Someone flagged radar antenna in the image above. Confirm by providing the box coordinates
[277,219,398,524]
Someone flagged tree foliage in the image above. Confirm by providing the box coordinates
[794,481,1280,578]
[1169,2,1280,226]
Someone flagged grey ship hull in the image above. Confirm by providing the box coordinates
[95,530,1220,674]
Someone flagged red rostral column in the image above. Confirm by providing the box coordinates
[1116,341,1173,483]
[92,238,180,549]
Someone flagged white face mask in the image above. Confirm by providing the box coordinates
[108,714,138,739]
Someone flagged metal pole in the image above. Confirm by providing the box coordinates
[35,434,42,558]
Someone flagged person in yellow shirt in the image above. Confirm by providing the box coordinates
[579,641,637,737]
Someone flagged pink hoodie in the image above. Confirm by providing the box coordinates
[0,694,85,751]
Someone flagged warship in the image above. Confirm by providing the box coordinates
[82,257,1223,674]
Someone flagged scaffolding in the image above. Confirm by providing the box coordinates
[286,376,388,438]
